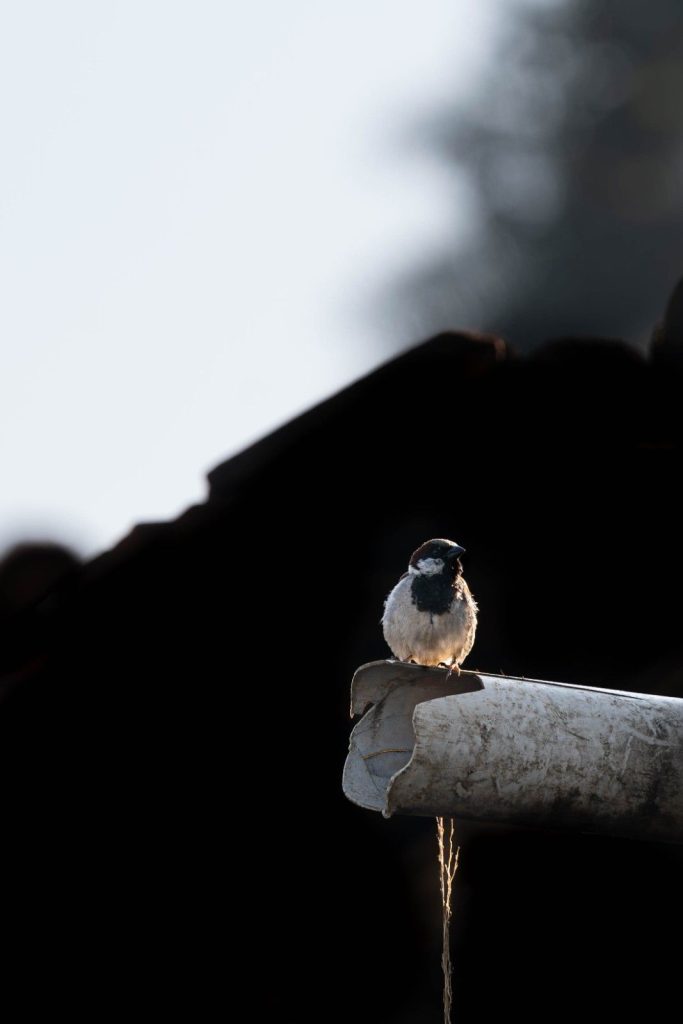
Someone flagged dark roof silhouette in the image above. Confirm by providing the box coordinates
[1,295,682,1019]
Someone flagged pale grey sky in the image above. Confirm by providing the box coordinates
[1,0,506,556]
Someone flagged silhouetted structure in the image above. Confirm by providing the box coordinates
[0,287,682,1019]
[0,542,80,616]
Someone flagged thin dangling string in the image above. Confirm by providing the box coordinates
[436,816,460,1024]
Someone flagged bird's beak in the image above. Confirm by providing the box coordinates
[447,545,465,560]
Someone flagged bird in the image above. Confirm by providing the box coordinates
[382,538,477,671]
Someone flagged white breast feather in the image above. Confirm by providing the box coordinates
[382,575,477,667]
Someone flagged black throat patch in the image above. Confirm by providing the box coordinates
[410,573,455,615]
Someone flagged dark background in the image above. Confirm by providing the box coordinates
[3,1,683,1018]
[1,318,682,1019]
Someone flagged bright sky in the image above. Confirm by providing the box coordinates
[0,0,505,556]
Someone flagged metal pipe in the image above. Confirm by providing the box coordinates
[342,661,683,843]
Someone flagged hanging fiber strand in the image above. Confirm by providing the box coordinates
[436,816,460,1024]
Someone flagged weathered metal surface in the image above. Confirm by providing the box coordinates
[343,661,683,843]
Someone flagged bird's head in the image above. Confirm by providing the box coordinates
[408,538,465,578]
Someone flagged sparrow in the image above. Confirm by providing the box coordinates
[382,538,477,669]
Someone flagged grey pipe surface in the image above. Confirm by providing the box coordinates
[342,661,683,843]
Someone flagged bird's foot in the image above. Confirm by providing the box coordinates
[445,663,461,682]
